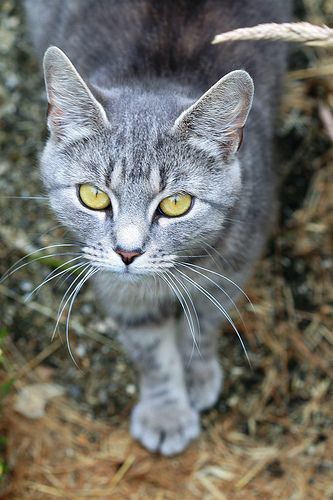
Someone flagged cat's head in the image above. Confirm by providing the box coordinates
[41,47,253,278]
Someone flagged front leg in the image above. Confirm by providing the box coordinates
[176,261,255,411]
[179,305,224,412]
[119,318,200,456]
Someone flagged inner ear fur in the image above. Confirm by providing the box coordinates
[173,70,254,156]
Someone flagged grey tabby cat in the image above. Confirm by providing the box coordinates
[24,0,290,455]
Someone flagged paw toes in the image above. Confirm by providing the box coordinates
[140,428,161,452]
[160,432,187,456]
[184,416,200,441]
[130,401,200,455]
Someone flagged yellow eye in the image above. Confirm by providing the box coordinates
[79,184,111,210]
[159,193,192,217]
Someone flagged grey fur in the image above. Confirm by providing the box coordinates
[24,0,290,455]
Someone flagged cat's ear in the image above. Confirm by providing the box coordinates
[173,70,254,157]
[43,46,109,142]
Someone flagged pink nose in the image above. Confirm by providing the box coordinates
[116,248,142,265]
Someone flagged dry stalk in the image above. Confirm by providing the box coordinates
[212,22,333,47]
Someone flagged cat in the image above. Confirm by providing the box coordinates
[24,0,290,455]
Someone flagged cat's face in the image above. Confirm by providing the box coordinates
[41,47,253,278]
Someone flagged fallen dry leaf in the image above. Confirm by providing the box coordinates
[14,384,65,419]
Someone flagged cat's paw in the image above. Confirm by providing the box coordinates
[130,398,200,456]
[186,358,223,411]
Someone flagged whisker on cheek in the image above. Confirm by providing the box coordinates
[24,257,84,301]
[1,247,81,284]
[174,266,251,368]
[52,264,92,341]
[176,260,248,335]
[65,267,98,368]
[165,270,201,364]
[0,195,48,201]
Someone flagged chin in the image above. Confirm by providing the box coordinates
[100,266,151,283]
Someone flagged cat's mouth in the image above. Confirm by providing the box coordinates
[94,263,162,283]
[86,258,166,277]
[82,247,174,277]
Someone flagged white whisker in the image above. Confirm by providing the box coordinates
[1,243,80,283]
[52,264,91,341]
[175,268,251,367]
[25,258,84,301]
[178,261,254,311]
[38,224,66,238]
[167,270,201,364]
[0,195,48,200]
[53,262,88,290]
[1,251,81,283]
[175,254,207,258]
[160,270,201,358]
[65,267,98,368]
[176,261,248,334]
[197,237,232,270]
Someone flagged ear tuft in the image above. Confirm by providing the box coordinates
[173,70,254,157]
[43,46,108,142]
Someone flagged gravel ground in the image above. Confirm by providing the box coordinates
[0,0,136,419]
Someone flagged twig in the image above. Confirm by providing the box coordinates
[318,102,333,143]
[15,337,63,380]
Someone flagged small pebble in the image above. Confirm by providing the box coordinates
[75,344,86,357]
[126,384,136,395]
[20,280,33,292]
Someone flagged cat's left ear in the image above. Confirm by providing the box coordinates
[43,46,109,142]
[173,70,254,157]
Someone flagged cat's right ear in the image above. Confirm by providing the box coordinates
[43,46,109,142]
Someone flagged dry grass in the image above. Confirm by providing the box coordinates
[1,391,333,499]
[1,2,333,499]
[212,21,333,46]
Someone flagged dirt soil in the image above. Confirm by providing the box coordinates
[0,0,333,498]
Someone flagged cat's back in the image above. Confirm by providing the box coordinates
[25,0,290,89]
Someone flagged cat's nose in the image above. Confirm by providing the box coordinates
[115,247,143,265]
